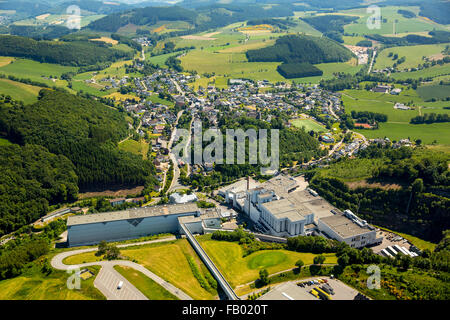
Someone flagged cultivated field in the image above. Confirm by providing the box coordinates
[291,119,327,132]
[0,58,75,88]
[0,79,42,104]
[374,44,449,70]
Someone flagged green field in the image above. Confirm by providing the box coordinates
[356,122,450,145]
[114,265,179,300]
[342,89,421,122]
[118,139,149,159]
[416,84,450,101]
[291,118,327,132]
[342,88,450,144]
[198,237,337,288]
[374,44,448,70]
[0,265,104,300]
[390,63,450,80]
[0,78,42,104]
[0,57,75,88]
[148,52,182,67]
[148,94,175,106]
[341,6,447,36]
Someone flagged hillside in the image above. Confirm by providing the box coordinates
[308,146,450,242]
[0,144,78,236]
[246,35,354,78]
[246,35,354,64]
[0,90,158,189]
[0,35,133,67]
[87,4,294,34]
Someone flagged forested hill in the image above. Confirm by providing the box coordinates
[246,35,354,64]
[0,35,133,67]
[307,146,450,242]
[0,144,78,236]
[0,90,158,189]
[87,4,294,33]
[88,6,198,32]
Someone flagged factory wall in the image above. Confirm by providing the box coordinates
[68,211,197,247]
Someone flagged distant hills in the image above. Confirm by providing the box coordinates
[0,35,133,66]
[86,3,295,33]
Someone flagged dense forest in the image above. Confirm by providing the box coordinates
[277,63,323,79]
[307,146,450,242]
[246,35,353,64]
[0,35,133,67]
[0,144,77,236]
[246,35,353,78]
[0,90,158,189]
[419,0,450,25]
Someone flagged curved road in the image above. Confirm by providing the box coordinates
[51,237,193,300]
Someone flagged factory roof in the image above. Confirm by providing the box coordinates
[287,190,337,221]
[319,215,373,239]
[262,198,311,223]
[67,203,199,226]
[261,174,299,197]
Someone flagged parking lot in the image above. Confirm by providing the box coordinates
[370,229,412,254]
[258,277,362,300]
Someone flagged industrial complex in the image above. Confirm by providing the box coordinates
[67,174,382,249]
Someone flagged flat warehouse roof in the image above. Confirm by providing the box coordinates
[262,198,310,223]
[287,190,337,221]
[67,203,199,226]
[319,215,372,239]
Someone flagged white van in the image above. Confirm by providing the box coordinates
[117,281,123,290]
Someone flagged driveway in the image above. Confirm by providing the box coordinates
[51,236,193,300]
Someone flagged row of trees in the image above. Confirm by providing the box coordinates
[350,111,388,123]
[410,113,450,124]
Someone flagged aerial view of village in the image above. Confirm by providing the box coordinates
[0,0,448,315]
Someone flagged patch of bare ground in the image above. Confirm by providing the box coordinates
[346,180,402,190]
[78,186,144,199]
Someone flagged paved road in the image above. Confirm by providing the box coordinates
[51,237,193,300]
